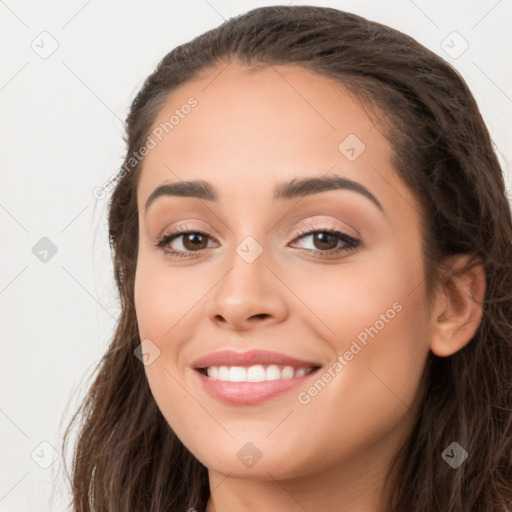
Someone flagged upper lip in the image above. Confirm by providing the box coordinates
[192,349,321,369]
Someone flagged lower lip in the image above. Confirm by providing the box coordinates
[195,369,320,405]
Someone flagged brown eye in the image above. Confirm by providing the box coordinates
[155,227,218,257]
[309,232,339,251]
[290,226,360,257]
[179,232,209,251]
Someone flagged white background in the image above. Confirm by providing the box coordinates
[1,1,510,510]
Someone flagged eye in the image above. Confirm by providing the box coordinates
[154,225,219,258]
[289,224,360,257]
[153,223,360,259]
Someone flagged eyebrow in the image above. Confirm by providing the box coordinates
[144,174,384,213]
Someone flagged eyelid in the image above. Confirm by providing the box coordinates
[154,223,217,245]
[155,219,356,244]
[155,220,219,240]
[294,221,358,240]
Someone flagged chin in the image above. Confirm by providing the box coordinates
[184,433,316,481]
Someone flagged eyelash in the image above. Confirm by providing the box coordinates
[153,223,360,259]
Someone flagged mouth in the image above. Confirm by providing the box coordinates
[196,364,319,382]
[192,350,322,405]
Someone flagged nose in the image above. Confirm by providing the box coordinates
[206,240,288,332]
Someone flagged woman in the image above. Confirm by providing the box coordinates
[62,5,512,511]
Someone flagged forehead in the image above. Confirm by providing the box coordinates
[144,62,383,150]
[136,62,408,215]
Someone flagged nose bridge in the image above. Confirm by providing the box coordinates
[222,202,272,270]
[221,231,271,301]
[206,227,287,329]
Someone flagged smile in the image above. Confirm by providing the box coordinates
[192,349,322,405]
[201,364,317,382]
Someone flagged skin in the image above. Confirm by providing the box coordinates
[133,62,486,512]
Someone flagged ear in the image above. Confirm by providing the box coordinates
[429,255,486,357]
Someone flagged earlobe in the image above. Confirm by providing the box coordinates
[429,257,486,358]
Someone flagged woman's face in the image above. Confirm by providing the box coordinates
[134,63,433,483]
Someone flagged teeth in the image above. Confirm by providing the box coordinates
[295,368,306,377]
[266,364,281,381]
[247,365,266,382]
[281,366,295,379]
[218,366,229,381]
[205,364,314,382]
[229,366,246,382]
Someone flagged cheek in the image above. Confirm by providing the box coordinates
[133,259,213,421]
[286,246,425,352]
[289,242,431,407]
[285,287,430,474]
[134,258,203,341]
[134,261,205,450]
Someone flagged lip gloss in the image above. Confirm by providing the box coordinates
[196,369,319,405]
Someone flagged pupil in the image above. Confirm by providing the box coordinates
[185,233,206,250]
[315,233,336,250]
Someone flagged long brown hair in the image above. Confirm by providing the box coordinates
[62,6,512,511]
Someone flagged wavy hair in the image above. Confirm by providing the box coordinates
[62,6,512,511]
